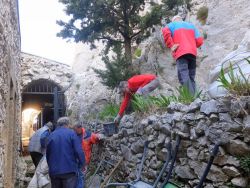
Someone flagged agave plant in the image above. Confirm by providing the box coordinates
[217,59,250,96]
[131,94,154,112]
[175,86,202,104]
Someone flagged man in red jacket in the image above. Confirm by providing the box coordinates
[162,15,204,95]
[114,74,160,124]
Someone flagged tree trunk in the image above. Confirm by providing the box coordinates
[124,38,132,65]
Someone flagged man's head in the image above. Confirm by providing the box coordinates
[45,121,53,130]
[172,15,182,22]
[118,81,129,94]
[73,122,83,135]
[57,117,70,127]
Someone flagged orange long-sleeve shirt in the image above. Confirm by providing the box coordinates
[81,128,99,165]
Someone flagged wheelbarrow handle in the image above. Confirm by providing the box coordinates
[196,142,221,188]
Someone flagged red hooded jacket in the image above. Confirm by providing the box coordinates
[162,21,203,60]
[118,74,156,116]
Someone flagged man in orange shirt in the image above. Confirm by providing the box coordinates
[114,74,160,124]
[74,123,104,188]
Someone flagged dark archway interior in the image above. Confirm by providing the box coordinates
[22,79,65,129]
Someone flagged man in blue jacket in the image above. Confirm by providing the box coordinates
[46,117,85,188]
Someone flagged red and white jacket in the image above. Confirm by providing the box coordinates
[162,21,203,60]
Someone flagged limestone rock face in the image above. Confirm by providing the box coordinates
[208,31,250,97]
[67,43,112,120]
[66,0,250,119]
[135,0,250,92]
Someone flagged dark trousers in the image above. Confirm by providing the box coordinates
[30,152,43,168]
[176,54,196,95]
[50,173,77,188]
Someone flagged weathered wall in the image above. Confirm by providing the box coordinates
[0,0,21,187]
[21,52,73,90]
[98,97,250,187]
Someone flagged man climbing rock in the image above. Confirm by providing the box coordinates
[114,74,160,124]
[46,117,85,188]
[162,15,204,95]
[28,121,53,168]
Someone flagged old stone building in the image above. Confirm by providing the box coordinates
[20,53,73,148]
[0,0,22,187]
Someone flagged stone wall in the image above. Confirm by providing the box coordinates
[21,52,73,90]
[0,0,21,187]
[98,97,250,187]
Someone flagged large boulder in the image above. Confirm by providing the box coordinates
[208,31,250,97]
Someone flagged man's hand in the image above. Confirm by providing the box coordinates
[114,114,122,124]
[171,44,179,52]
[98,133,106,140]
[136,87,144,95]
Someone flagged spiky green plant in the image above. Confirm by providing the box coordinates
[217,59,250,96]
[131,94,175,112]
[99,103,120,121]
[174,86,202,104]
[131,94,155,112]
[150,95,173,107]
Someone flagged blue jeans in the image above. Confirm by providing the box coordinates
[176,54,196,95]
[76,168,85,188]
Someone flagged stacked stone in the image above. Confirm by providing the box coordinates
[96,96,250,188]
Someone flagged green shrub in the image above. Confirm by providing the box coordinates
[238,155,250,175]
[174,86,202,104]
[93,44,138,89]
[99,103,120,121]
[134,48,142,58]
[217,60,250,96]
[197,6,208,25]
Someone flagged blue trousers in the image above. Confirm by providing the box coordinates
[76,169,85,188]
[50,173,77,188]
[176,54,196,95]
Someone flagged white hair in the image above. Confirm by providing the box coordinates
[172,15,182,22]
[57,117,70,127]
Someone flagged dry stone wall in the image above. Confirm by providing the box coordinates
[98,97,250,188]
[0,0,21,187]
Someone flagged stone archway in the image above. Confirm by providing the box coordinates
[21,79,65,149]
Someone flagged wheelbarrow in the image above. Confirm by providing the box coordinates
[105,135,181,188]
[162,141,221,188]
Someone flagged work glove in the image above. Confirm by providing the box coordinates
[136,87,144,95]
[114,114,122,124]
[98,133,106,140]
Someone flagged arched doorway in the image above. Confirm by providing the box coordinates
[21,79,65,148]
